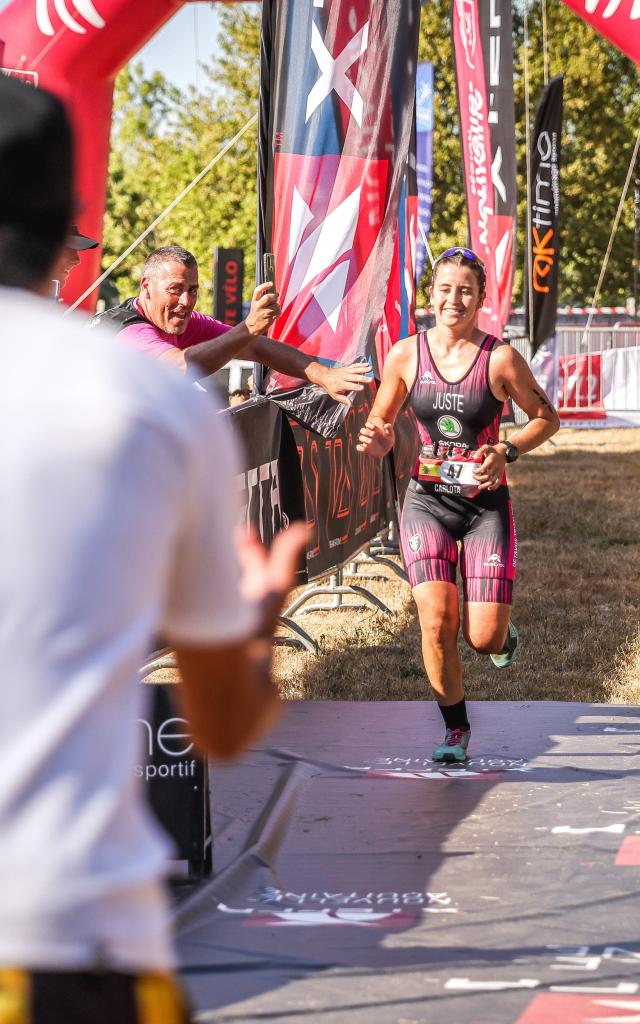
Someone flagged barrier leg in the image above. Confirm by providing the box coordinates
[283,569,393,617]
[274,616,318,654]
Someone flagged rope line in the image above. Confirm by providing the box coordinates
[582,126,640,342]
[66,111,258,313]
[542,0,549,86]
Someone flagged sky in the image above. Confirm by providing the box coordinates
[0,1,222,91]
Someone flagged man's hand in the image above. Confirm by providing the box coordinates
[244,282,281,337]
[473,444,507,490]
[357,420,395,458]
[236,523,307,637]
[308,361,373,405]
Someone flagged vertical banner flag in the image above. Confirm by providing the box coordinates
[527,75,563,355]
[452,0,518,334]
[213,248,245,326]
[415,61,434,285]
[257,0,420,436]
[559,0,640,69]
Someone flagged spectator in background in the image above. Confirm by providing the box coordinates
[50,222,98,296]
[0,74,305,1024]
[228,387,251,407]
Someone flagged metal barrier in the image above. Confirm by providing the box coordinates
[510,328,640,423]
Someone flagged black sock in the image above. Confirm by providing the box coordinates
[438,698,470,731]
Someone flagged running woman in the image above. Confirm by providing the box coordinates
[357,248,559,763]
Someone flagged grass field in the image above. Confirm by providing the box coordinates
[272,427,640,705]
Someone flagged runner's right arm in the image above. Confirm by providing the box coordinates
[356,337,415,458]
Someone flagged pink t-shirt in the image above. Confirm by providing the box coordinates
[118,301,230,358]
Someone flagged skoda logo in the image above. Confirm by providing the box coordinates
[437,415,462,439]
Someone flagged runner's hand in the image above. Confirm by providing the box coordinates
[357,420,395,458]
[244,282,281,336]
[473,444,507,491]
[312,362,372,406]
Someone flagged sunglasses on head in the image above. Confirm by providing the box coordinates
[433,246,486,271]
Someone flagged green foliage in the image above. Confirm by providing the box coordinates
[104,3,639,312]
[103,5,262,308]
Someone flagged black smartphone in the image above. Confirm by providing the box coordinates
[262,251,276,291]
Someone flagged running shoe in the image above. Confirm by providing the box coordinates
[490,621,519,669]
[432,728,471,763]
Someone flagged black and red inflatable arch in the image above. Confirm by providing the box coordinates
[0,0,241,308]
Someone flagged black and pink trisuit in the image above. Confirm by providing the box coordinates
[400,331,517,604]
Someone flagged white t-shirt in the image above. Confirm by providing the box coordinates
[0,288,255,972]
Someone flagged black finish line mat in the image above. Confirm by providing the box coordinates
[173,701,640,1024]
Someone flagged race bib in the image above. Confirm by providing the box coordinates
[417,455,482,497]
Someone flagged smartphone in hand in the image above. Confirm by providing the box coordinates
[262,252,276,292]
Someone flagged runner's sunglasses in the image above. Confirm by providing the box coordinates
[433,246,486,271]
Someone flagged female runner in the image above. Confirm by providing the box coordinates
[357,248,559,762]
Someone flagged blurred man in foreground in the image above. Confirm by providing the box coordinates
[0,76,304,1024]
[90,246,370,405]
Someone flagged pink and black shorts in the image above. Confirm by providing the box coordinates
[400,479,517,604]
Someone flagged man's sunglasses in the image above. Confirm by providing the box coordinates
[433,246,486,271]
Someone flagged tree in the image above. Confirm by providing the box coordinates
[103,5,262,309]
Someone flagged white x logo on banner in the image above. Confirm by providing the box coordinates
[306,21,370,126]
[585,0,640,18]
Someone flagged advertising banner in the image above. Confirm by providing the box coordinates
[227,397,305,548]
[415,61,434,286]
[452,0,517,334]
[213,248,245,326]
[138,685,210,875]
[527,75,563,355]
[257,0,420,435]
[290,385,389,579]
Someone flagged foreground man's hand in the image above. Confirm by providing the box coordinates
[173,522,307,761]
[237,523,308,636]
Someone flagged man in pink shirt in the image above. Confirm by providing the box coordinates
[92,246,370,404]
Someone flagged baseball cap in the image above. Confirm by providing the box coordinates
[67,225,98,251]
[0,74,73,243]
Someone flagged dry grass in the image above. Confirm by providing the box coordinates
[271,427,640,704]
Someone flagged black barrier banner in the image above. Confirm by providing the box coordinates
[138,685,209,871]
[257,0,420,436]
[527,75,563,355]
[213,248,245,326]
[227,397,305,552]
[290,384,391,579]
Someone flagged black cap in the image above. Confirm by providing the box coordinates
[0,74,73,244]
[67,225,98,251]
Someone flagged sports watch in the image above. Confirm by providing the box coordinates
[499,441,519,463]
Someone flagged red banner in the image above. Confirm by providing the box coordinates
[452,0,511,335]
[560,0,640,68]
[557,352,606,417]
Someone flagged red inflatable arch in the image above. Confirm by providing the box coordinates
[0,0,242,307]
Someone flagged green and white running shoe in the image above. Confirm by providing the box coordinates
[490,621,519,669]
[432,728,471,763]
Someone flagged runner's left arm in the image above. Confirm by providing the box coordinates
[474,344,560,489]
